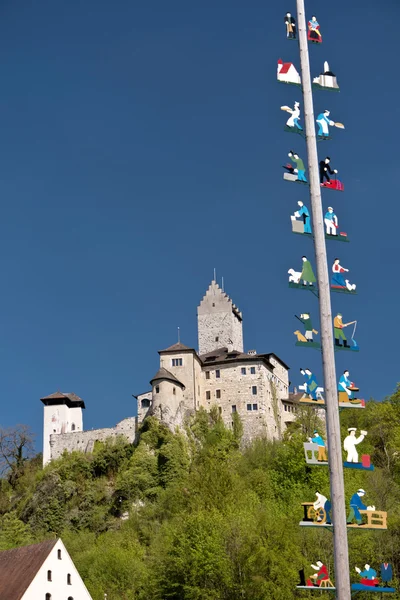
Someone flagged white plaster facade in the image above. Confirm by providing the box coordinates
[0,538,93,600]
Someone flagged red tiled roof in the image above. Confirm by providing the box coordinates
[0,539,57,600]
[279,62,293,75]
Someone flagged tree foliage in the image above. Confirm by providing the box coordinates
[0,392,400,598]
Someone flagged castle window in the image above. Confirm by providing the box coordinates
[71,423,76,431]
[67,574,72,585]
[206,371,210,380]
[46,595,52,600]
[250,367,256,375]
[252,386,257,395]
[215,336,219,342]
[141,398,150,408]
[215,370,220,378]
[57,549,62,560]
[212,303,215,307]
[173,387,176,395]
[206,391,211,400]
[246,404,252,411]
[241,368,246,375]
[253,403,258,411]
[284,405,287,412]
[216,389,221,399]
[156,386,160,394]
[232,405,237,413]
[172,358,183,367]
[47,570,52,582]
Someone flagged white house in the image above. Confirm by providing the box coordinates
[277,59,301,85]
[0,538,93,600]
[313,61,339,90]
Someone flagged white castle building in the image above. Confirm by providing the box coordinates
[42,280,297,465]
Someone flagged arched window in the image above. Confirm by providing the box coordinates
[68,597,74,600]
[57,549,62,560]
[47,570,52,581]
[71,423,76,431]
[67,573,72,585]
[45,594,52,600]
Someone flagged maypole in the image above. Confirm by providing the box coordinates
[280,2,396,599]
[295,2,350,598]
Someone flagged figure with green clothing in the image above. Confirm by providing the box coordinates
[300,256,316,286]
[294,312,320,347]
[288,150,307,182]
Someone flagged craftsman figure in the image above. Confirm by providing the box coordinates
[300,256,316,286]
[319,156,338,184]
[284,12,296,38]
[343,428,367,463]
[347,489,375,525]
[289,151,307,182]
[313,491,332,524]
[310,561,329,586]
[338,370,355,399]
[300,368,320,401]
[316,110,334,138]
[286,101,303,130]
[324,207,338,236]
[355,564,378,586]
[310,430,327,462]
[294,201,311,233]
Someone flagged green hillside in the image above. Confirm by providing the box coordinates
[1,389,400,600]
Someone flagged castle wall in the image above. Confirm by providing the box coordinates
[200,361,285,442]
[49,417,137,461]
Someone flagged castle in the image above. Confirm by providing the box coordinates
[42,280,297,465]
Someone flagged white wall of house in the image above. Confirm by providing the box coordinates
[23,539,92,600]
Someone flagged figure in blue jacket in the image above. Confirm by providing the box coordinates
[294,201,312,234]
[381,563,393,585]
[347,489,372,525]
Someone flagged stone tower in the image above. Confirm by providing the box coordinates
[197,280,243,355]
[41,392,85,466]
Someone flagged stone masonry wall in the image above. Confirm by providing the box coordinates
[200,361,284,442]
[49,417,137,461]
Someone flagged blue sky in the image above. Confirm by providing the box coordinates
[0,0,398,449]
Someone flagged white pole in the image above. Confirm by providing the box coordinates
[295,1,351,598]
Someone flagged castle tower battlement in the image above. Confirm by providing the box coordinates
[197,280,244,355]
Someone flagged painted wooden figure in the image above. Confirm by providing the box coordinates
[331,259,356,293]
[352,562,395,593]
[283,151,308,183]
[288,256,316,289]
[334,314,358,350]
[338,370,363,405]
[281,102,304,135]
[316,110,345,139]
[308,16,322,43]
[291,201,311,234]
[319,157,344,191]
[346,489,388,529]
[344,428,367,463]
[284,13,296,39]
[294,312,320,348]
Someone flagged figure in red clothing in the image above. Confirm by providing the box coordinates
[308,16,322,43]
[310,561,330,586]
[331,259,356,292]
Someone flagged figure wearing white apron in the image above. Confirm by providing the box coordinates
[286,102,302,130]
[343,428,367,462]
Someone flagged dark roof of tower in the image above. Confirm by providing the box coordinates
[150,367,185,389]
[40,391,86,409]
[199,347,289,371]
[0,538,58,600]
[159,342,195,353]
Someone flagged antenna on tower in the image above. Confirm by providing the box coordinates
[213,267,216,282]
[177,327,180,343]
[222,276,224,291]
